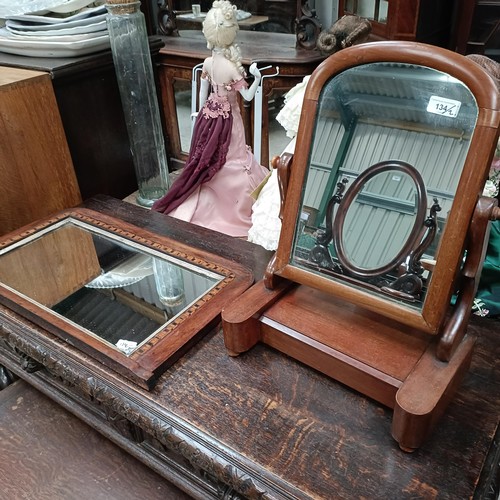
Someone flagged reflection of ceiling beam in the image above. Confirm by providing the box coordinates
[347,94,473,134]
[337,169,456,201]
[354,191,417,215]
[359,116,470,139]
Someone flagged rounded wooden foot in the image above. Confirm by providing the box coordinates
[398,444,417,453]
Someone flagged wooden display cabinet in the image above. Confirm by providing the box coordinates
[453,0,500,57]
[157,31,323,170]
[0,39,165,204]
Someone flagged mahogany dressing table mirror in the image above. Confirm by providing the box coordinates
[222,42,500,451]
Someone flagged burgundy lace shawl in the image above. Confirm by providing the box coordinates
[152,90,234,215]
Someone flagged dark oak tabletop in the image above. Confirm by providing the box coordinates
[0,195,497,499]
[159,30,325,68]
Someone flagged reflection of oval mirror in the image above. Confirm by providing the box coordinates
[334,161,427,277]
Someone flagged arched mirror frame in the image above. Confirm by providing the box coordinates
[268,41,500,335]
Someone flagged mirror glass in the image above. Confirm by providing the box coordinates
[169,0,295,34]
[291,62,478,308]
[175,79,192,154]
[338,169,421,270]
[344,0,389,23]
[0,219,222,356]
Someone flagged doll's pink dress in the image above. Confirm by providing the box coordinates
[152,52,268,238]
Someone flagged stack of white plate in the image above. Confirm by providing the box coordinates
[0,2,110,57]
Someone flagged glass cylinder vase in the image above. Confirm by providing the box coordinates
[152,258,186,309]
[105,0,169,207]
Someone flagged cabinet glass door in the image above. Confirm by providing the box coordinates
[344,0,388,23]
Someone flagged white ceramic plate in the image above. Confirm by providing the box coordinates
[6,12,106,31]
[6,4,105,24]
[0,33,110,57]
[6,19,106,36]
[48,0,97,14]
[0,26,106,42]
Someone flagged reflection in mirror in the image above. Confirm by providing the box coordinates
[291,62,478,308]
[159,0,298,35]
[152,258,186,308]
[0,220,222,357]
[175,79,192,153]
[344,0,388,23]
[339,169,421,270]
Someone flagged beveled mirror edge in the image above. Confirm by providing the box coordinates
[0,207,255,389]
[271,41,500,334]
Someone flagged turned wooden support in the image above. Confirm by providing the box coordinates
[437,196,499,361]
[270,152,293,222]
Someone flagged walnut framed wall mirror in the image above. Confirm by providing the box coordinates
[222,41,500,451]
[0,208,253,389]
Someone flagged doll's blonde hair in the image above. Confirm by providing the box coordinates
[202,1,244,75]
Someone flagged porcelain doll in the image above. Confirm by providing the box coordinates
[152,0,268,238]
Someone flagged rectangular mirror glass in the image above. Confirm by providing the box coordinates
[0,219,221,356]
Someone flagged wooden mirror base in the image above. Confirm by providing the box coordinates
[222,281,475,451]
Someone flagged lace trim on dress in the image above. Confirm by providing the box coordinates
[202,72,247,91]
[202,93,231,119]
[200,74,246,120]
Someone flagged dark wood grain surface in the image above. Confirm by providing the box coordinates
[79,196,499,499]
[151,321,498,499]
[0,379,190,500]
[82,195,273,280]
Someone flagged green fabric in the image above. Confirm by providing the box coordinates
[475,220,500,317]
